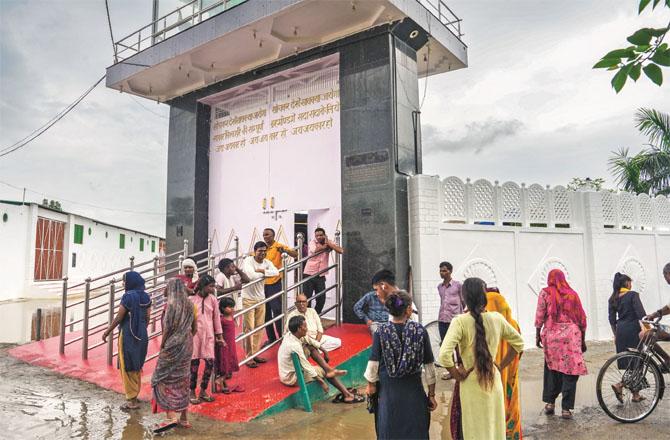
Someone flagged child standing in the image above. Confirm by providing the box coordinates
[189,275,223,404]
[214,296,242,393]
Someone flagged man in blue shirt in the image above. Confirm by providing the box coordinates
[354,270,416,335]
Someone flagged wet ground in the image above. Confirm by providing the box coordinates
[1,341,668,439]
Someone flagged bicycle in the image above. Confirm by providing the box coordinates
[596,317,669,423]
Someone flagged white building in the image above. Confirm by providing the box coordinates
[0,200,164,343]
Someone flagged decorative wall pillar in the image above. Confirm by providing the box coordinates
[408,175,441,323]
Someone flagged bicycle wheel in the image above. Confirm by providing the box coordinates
[423,320,443,366]
[596,351,662,423]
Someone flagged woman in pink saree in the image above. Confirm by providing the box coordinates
[535,269,587,420]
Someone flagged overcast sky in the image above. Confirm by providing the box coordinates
[1,1,669,237]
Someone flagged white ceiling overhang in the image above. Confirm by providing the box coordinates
[106,0,467,102]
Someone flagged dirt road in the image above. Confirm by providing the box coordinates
[0,341,668,439]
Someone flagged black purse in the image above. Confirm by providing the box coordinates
[366,392,378,414]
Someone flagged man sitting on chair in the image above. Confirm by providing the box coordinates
[285,293,342,352]
[277,316,363,404]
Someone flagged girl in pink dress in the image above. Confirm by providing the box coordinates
[189,275,223,404]
[214,296,242,393]
[535,269,587,420]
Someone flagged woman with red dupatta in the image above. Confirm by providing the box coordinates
[535,269,587,420]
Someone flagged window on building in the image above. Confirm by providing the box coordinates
[140,237,145,252]
[151,240,156,253]
[74,224,84,244]
[119,233,126,249]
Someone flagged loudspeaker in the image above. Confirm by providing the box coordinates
[391,18,429,51]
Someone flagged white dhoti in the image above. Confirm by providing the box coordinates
[319,334,342,351]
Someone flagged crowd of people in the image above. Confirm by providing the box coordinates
[99,229,670,438]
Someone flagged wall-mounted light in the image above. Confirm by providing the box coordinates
[270,197,275,209]
[262,198,267,209]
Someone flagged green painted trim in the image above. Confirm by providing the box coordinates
[291,352,313,412]
[257,347,371,419]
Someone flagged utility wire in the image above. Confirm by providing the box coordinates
[0,180,166,216]
[0,74,106,158]
[104,0,118,62]
[131,96,168,119]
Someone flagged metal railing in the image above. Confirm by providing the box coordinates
[58,231,343,370]
[113,0,248,62]
[58,236,241,362]
[418,0,463,38]
[112,0,462,63]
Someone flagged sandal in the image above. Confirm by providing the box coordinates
[342,394,365,404]
[199,393,215,403]
[561,410,573,420]
[332,393,344,403]
[189,396,201,405]
[120,402,140,411]
[246,361,258,369]
[230,385,245,393]
[611,384,624,403]
[178,420,192,429]
[632,395,646,403]
[544,403,555,415]
[153,421,178,434]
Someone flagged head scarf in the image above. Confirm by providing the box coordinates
[377,320,426,378]
[124,270,146,292]
[181,258,199,284]
[544,269,586,328]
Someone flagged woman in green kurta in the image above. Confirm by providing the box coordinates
[439,278,524,440]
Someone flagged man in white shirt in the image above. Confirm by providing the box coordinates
[285,293,342,353]
[241,241,279,368]
[278,315,363,404]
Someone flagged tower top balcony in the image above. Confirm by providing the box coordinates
[106,0,467,102]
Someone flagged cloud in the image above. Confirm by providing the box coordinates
[424,118,524,154]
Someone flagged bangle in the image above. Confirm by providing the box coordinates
[428,392,436,397]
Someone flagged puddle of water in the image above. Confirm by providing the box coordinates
[2,342,668,439]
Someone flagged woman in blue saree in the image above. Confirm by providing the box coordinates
[103,271,152,410]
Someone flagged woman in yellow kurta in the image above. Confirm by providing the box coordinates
[486,288,522,440]
[439,278,524,440]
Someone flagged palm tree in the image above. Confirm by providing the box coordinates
[609,108,670,196]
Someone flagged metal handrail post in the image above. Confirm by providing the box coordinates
[335,231,342,326]
[153,256,159,288]
[281,254,289,333]
[183,239,189,257]
[234,235,239,262]
[130,256,135,271]
[107,280,116,366]
[82,278,91,360]
[59,277,68,354]
[207,238,214,276]
[297,233,304,289]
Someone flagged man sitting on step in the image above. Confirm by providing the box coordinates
[285,293,342,353]
[277,315,363,404]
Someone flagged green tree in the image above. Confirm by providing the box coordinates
[593,0,670,93]
[609,108,670,195]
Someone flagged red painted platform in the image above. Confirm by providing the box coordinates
[8,323,371,422]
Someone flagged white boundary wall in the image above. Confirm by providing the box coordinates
[408,175,670,341]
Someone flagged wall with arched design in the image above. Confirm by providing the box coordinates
[409,175,670,342]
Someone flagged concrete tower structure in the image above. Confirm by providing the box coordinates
[106,0,467,321]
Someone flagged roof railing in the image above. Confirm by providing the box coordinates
[112,0,462,63]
